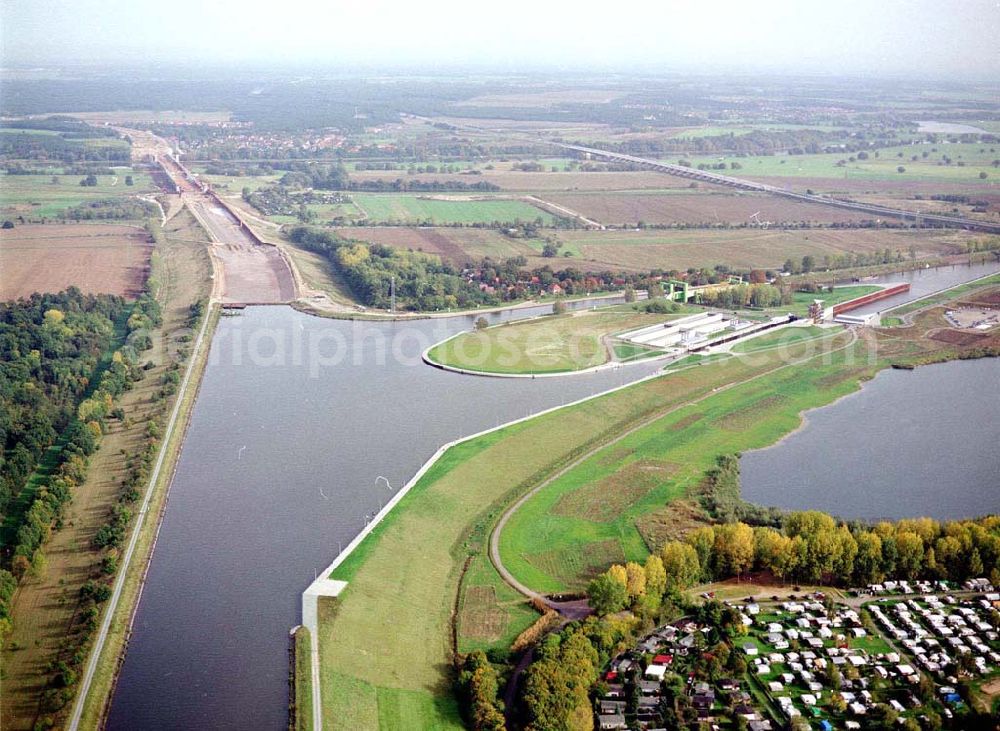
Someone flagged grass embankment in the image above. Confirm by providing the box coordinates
[498,330,873,593]
[316,328,850,727]
[72,210,216,730]
[498,303,999,595]
[293,627,314,731]
[426,307,683,374]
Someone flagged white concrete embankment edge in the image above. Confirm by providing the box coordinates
[68,301,219,731]
[301,361,671,730]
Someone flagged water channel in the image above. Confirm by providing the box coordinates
[107,262,999,729]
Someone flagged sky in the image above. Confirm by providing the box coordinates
[2,0,999,78]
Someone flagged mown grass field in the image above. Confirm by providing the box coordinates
[426,308,682,374]
[496,329,881,592]
[0,171,155,219]
[352,193,558,225]
[781,285,882,316]
[729,325,829,353]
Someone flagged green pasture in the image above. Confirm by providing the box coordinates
[679,143,998,183]
[0,171,156,219]
[497,330,877,593]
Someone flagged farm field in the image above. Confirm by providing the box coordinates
[0,223,152,300]
[350,168,696,192]
[334,225,974,274]
[336,226,533,264]
[0,171,155,220]
[1,210,214,731]
[541,190,875,226]
[351,193,559,224]
[426,308,683,374]
[551,227,973,272]
[681,143,1000,184]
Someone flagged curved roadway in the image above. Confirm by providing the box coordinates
[488,328,860,608]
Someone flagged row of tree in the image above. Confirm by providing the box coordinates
[590,510,1000,618]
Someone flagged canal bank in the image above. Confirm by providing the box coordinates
[103,262,1000,729]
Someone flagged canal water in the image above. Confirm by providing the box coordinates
[106,297,664,730]
[741,357,1000,520]
[106,264,999,729]
[840,260,999,317]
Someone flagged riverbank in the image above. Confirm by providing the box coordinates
[68,216,220,729]
[309,288,998,728]
[0,210,216,731]
[291,289,636,322]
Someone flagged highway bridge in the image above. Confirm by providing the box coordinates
[552,142,1000,234]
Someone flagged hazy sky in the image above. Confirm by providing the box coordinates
[2,0,999,77]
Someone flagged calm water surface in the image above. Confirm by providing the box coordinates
[741,358,1000,520]
[107,299,662,730]
[108,265,999,729]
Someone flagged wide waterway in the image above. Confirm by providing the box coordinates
[107,264,999,729]
[741,357,1000,520]
[106,296,665,730]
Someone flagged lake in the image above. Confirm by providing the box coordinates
[740,357,1000,520]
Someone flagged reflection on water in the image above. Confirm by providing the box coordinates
[106,300,659,730]
[741,358,1000,520]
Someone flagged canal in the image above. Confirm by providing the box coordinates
[106,297,663,730]
[107,262,999,728]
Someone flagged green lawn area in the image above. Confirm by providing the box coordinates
[317,328,858,728]
[730,325,829,353]
[0,171,155,219]
[498,329,883,593]
[426,309,681,374]
[612,342,663,362]
[352,193,559,225]
[779,285,881,316]
[679,143,998,183]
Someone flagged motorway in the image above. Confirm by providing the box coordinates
[551,141,1000,233]
[410,115,1000,234]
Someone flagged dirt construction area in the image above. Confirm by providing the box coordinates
[186,195,296,303]
[0,224,152,300]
